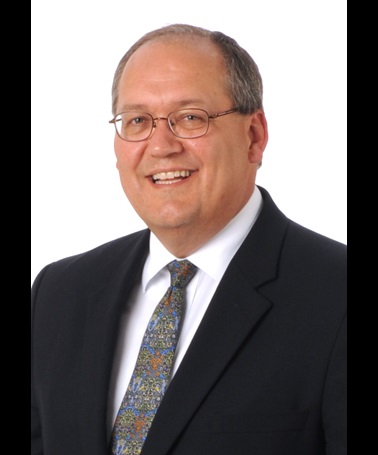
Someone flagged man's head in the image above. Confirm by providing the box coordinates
[110,24,268,257]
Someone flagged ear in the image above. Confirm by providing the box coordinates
[247,110,268,164]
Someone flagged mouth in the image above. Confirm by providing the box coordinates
[151,170,192,185]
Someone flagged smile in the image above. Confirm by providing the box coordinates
[152,170,192,184]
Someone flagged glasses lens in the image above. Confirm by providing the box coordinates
[115,112,153,141]
[169,109,209,138]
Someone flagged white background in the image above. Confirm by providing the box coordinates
[31,0,347,284]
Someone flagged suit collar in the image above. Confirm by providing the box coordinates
[233,185,289,288]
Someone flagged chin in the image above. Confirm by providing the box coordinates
[145,212,194,231]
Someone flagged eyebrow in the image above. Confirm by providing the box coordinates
[117,99,206,113]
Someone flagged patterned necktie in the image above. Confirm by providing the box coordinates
[110,259,198,455]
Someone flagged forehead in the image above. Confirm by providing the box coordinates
[117,38,228,109]
[127,36,224,70]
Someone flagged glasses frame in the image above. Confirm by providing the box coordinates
[109,107,239,142]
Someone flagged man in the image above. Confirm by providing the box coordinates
[31,24,347,455]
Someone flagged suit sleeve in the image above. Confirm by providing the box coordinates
[31,367,43,455]
[31,270,45,455]
[322,312,347,455]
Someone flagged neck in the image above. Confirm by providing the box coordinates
[148,186,257,257]
[149,212,237,258]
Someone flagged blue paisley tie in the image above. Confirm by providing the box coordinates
[110,259,198,455]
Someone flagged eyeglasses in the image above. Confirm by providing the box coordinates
[109,107,239,142]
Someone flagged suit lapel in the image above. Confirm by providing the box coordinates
[141,186,289,455]
[77,230,150,453]
[141,266,273,455]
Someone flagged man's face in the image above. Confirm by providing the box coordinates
[113,38,266,254]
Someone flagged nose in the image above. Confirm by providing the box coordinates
[147,116,183,156]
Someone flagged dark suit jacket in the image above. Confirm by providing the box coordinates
[31,186,347,455]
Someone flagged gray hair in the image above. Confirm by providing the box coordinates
[111,24,264,116]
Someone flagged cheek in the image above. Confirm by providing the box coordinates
[114,151,128,176]
[211,130,251,171]
[114,147,137,189]
[114,137,124,167]
[114,139,142,172]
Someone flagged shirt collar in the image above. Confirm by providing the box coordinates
[142,186,263,291]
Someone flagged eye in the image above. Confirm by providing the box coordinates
[184,113,200,121]
[181,112,206,122]
[127,115,150,126]
[174,110,208,125]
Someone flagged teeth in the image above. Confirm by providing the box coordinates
[152,170,190,181]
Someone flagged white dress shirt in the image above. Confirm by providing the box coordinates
[107,186,263,437]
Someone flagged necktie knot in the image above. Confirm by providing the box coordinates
[167,259,198,288]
